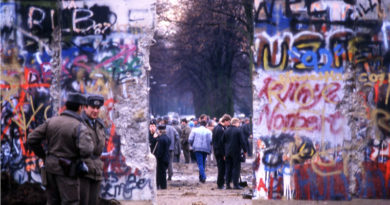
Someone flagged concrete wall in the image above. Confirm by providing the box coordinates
[1,0,156,201]
[253,0,390,200]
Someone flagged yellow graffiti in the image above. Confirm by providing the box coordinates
[358,73,387,87]
[267,80,288,108]
[310,147,346,177]
[263,43,289,71]
[12,95,45,137]
[371,108,390,133]
[294,83,314,107]
[75,68,112,96]
[44,105,51,120]
[278,71,346,83]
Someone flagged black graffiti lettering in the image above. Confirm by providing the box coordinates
[255,0,275,24]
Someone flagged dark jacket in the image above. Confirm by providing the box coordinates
[27,110,93,175]
[222,125,247,158]
[81,112,106,181]
[154,134,171,165]
[180,124,191,150]
[212,123,225,156]
[149,131,157,152]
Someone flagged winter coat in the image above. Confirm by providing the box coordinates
[173,125,182,155]
[222,125,247,159]
[154,134,171,165]
[188,126,212,154]
[212,123,225,156]
[27,110,93,175]
[81,112,106,181]
[180,124,191,150]
[166,125,179,151]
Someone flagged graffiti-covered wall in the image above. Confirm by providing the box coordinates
[1,0,156,201]
[253,0,390,200]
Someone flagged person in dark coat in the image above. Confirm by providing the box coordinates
[222,118,247,190]
[27,92,93,205]
[149,120,158,152]
[152,124,171,189]
[212,114,231,189]
[241,118,253,157]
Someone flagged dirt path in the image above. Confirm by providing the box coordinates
[156,157,254,205]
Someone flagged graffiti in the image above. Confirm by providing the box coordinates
[256,30,384,72]
[24,5,116,36]
[253,0,390,200]
[355,162,390,198]
[101,172,151,200]
[1,0,152,201]
[255,0,383,33]
[294,162,349,200]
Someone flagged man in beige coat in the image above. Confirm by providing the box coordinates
[80,94,107,205]
[27,92,93,205]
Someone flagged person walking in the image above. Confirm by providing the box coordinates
[223,118,247,189]
[212,114,231,189]
[162,117,179,180]
[172,119,182,163]
[189,120,212,183]
[27,92,93,205]
[180,118,192,163]
[152,125,171,189]
[80,94,106,205]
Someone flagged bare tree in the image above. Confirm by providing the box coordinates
[150,0,254,118]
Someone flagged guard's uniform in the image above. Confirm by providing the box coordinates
[28,107,93,205]
[80,94,107,205]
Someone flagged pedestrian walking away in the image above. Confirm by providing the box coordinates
[27,92,93,205]
[161,117,179,180]
[189,119,212,183]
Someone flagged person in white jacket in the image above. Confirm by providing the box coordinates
[189,120,212,183]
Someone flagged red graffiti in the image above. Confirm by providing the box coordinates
[294,162,349,200]
[258,104,344,134]
[257,177,268,192]
[258,77,341,110]
[1,68,50,143]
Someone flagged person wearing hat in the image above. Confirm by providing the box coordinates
[80,94,107,205]
[27,92,93,205]
[152,124,171,189]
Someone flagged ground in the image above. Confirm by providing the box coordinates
[156,156,253,205]
[120,155,390,205]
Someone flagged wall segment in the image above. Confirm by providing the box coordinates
[1,0,156,201]
[253,0,390,200]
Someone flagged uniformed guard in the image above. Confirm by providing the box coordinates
[80,94,106,205]
[153,124,171,189]
[27,92,93,205]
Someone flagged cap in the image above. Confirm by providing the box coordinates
[87,94,104,107]
[66,92,87,105]
[157,124,166,130]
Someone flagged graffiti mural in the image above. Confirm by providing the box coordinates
[253,0,390,200]
[1,0,155,201]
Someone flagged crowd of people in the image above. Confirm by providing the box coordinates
[149,113,253,190]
